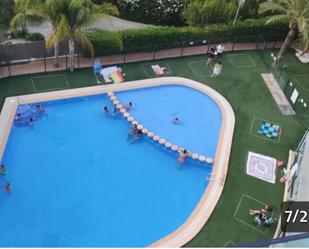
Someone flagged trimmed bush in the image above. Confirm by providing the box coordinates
[25,32,45,41]
[85,17,289,56]
[83,30,123,56]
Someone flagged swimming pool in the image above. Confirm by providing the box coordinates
[0,77,235,247]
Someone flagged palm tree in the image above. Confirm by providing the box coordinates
[11,0,118,71]
[259,0,309,67]
[11,0,63,67]
[45,0,118,72]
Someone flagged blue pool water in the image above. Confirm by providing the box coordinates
[0,85,221,247]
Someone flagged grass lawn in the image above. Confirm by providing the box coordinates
[0,50,307,246]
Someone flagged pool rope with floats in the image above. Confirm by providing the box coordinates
[106,91,214,165]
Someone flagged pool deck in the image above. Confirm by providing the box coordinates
[0,77,235,247]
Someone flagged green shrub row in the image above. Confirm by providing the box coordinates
[84,17,289,56]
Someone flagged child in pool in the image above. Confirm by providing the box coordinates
[125,102,132,111]
[14,113,21,121]
[0,164,7,175]
[4,182,11,195]
[177,149,191,164]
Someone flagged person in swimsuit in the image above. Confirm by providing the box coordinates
[4,182,11,195]
[14,113,21,121]
[0,164,7,175]
[125,102,132,111]
[177,149,191,164]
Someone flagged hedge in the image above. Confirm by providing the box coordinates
[84,17,289,56]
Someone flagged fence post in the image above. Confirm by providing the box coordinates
[180,42,184,57]
[44,57,46,72]
[232,39,235,51]
[65,54,68,70]
[77,54,80,69]
[153,45,156,60]
[7,61,11,77]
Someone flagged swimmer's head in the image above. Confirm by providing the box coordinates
[184,149,187,153]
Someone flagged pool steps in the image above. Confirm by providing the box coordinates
[107,91,214,165]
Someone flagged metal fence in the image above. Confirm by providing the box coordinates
[0,36,283,79]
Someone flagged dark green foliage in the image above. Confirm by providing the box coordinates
[121,0,185,26]
[85,17,289,56]
[25,32,45,41]
[83,31,123,56]
[183,0,237,27]
[0,0,15,29]
[240,0,267,20]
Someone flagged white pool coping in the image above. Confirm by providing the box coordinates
[0,77,235,247]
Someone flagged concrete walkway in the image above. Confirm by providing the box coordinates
[28,16,151,39]
[261,73,295,115]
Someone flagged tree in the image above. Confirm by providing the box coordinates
[11,0,64,67]
[45,0,118,72]
[259,0,309,67]
[11,0,118,71]
[0,0,15,29]
[183,0,237,27]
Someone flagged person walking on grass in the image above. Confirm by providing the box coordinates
[211,62,222,78]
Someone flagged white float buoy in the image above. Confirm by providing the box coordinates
[159,138,166,144]
[137,124,143,130]
[107,91,114,96]
[132,120,139,125]
[206,157,214,164]
[110,96,116,101]
[147,132,154,137]
[113,100,119,105]
[127,116,134,122]
[142,128,148,134]
[171,145,178,151]
[165,142,172,148]
[120,108,126,113]
[192,153,199,160]
[153,135,160,141]
[199,156,206,162]
[123,112,130,118]
[116,104,122,109]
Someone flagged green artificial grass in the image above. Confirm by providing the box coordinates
[0,50,308,247]
[31,74,70,92]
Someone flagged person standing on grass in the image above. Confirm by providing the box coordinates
[207,46,217,66]
[211,62,222,78]
[216,44,225,56]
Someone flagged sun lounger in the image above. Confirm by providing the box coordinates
[151,65,166,76]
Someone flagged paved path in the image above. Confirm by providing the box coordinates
[28,16,150,39]
[261,73,295,115]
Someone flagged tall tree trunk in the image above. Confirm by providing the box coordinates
[68,37,75,72]
[272,19,297,68]
[54,43,59,68]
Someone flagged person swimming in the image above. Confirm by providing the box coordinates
[125,102,132,111]
[4,182,11,195]
[0,164,7,175]
[130,129,143,144]
[14,113,21,121]
[128,124,138,138]
[177,149,191,164]
[28,117,34,125]
[113,107,119,114]
[36,104,45,113]
[172,117,179,124]
[103,106,109,113]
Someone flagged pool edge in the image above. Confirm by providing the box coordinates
[0,77,235,247]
